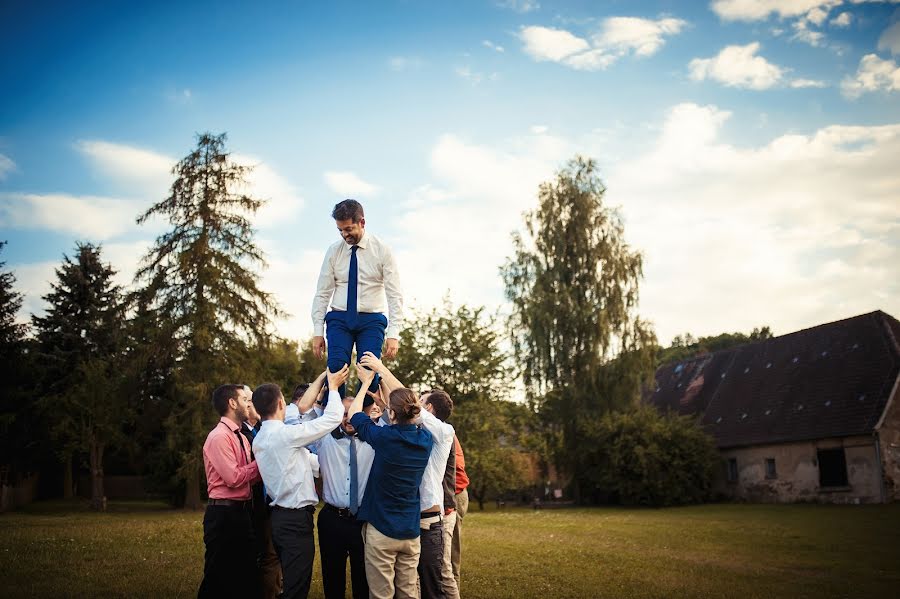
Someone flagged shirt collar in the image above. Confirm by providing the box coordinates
[260,419,283,428]
[219,416,240,433]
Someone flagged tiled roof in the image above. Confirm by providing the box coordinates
[646,311,900,449]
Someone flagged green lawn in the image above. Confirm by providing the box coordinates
[1,500,898,598]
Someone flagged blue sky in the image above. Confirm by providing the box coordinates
[2,0,899,345]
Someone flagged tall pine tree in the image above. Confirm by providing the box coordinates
[134,132,281,508]
[501,157,656,502]
[32,242,127,509]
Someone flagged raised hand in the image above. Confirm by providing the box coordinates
[327,364,350,391]
[359,351,385,374]
[358,364,377,387]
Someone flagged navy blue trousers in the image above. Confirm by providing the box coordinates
[325,310,387,398]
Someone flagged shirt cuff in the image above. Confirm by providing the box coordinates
[386,326,401,340]
[314,323,325,337]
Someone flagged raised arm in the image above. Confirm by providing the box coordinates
[359,352,403,393]
[295,370,327,414]
[348,366,376,420]
[283,366,349,447]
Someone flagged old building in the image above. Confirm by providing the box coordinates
[647,311,900,503]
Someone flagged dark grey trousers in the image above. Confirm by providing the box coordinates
[270,507,315,599]
[417,520,447,599]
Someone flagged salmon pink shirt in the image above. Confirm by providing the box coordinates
[203,417,261,500]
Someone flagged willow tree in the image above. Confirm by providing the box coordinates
[501,156,656,501]
[135,132,281,509]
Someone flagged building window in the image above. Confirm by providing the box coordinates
[817,448,849,488]
[765,458,777,479]
[727,458,738,483]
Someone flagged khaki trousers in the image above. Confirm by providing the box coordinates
[363,523,421,599]
[451,489,468,590]
[440,511,460,599]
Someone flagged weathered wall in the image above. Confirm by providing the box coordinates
[876,373,900,502]
[715,435,882,504]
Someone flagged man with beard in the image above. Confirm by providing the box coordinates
[198,384,262,599]
[311,199,404,398]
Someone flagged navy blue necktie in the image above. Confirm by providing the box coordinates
[349,436,359,515]
[347,245,359,327]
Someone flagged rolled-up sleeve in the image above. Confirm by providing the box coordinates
[312,248,336,337]
[382,243,404,339]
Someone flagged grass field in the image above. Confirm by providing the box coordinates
[1,500,898,598]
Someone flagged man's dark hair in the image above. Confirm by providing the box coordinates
[212,384,243,416]
[332,199,364,223]
[424,389,453,422]
[292,383,310,402]
[253,383,284,418]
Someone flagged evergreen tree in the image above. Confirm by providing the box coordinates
[134,132,281,508]
[32,242,127,509]
[0,242,35,487]
[501,156,656,501]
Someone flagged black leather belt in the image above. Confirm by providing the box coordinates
[207,498,251,508]
[271,504,316,513]
[324,503,357,518]
[420,510,441,518]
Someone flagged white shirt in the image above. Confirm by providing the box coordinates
[253,390,343,508]
[417,408,455,511]
[309,411,376,509]
[311,231,404,339]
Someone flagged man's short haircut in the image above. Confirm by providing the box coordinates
[332,199,364,223]
[252,383,284,418]
[212,384,243,416]
[424,389,453,421]
[291,383,310,402]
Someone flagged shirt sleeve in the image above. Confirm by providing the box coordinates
[418,406,454,443]
[381,242,404,339]
[284,403,300,425]
[281,390,343,448]
[206,432,260,488]
[311,246,337,337]
[351,412,387,448]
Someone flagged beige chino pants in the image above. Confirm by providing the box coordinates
[363,523,421,599]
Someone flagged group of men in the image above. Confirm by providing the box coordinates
[198,199,471,599]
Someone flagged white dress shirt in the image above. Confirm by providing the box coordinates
[310,415,376,509]
[311,230,404,339]
[253,390,342,508]
[417,408,455,511]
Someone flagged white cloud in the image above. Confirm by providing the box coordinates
[790,77,828,87]
[593,16,687,57]
[389,56,423,71]
[878,21,900,55]
[519,17,685,72]
[76,140,301,229]
[233,154,305,228]
[0,192,147,240]
[710,0,840,21]
[323,170,379,198]
[519,25,590,62]
[830,11,852,26]
[689,43,785,89]
[483,40,505,53]
[0,154,15,180]
[530,125,549,134]
[76,139,174,194]
[610,102,900,343]
[389,106,900,346]
[496,0,539,13]
[791,19,826,46]
[455,65,495,85]
[842,53,900,97]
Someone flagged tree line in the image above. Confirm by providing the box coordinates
[1,133,770,511]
